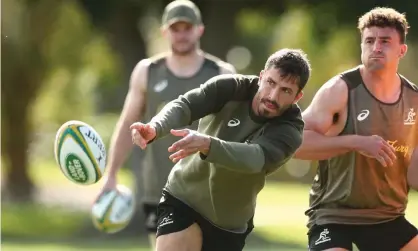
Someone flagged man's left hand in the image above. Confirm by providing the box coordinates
[168,129,211,163]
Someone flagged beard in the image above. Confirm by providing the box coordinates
[258,98,281,118]
[171,42,197,56]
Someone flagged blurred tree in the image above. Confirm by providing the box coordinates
[296,0,418,41]
[77,0,148,112]
[3,0,418,204]
[1,0,63,202]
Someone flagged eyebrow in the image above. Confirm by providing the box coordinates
[267,77,277,84]
[365,36,392,40]
[269,76,296,91]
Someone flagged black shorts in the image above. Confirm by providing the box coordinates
[308,216,418,251]
[156,190,254,251]
[143,203,158,233]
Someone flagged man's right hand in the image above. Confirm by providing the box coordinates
[356,135,397,167]
[129,122,156,150]
[97,175,117,201]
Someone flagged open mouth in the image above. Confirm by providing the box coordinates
[264,102,277,110]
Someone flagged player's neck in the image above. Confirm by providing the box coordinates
[166,49,204,78]
[360,65,401,103]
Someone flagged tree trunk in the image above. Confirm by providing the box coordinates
[1,93,34,202]
[1,0,56,202]
[198,0,242,61]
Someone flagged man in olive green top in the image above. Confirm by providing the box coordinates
[295,7,418,251]
[100,0,235,249]
[130,48,311,251]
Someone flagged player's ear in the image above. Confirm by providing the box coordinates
[160,26,168,38]
[197,24,205,36]
[258,70,265,86]
[294,91,304,103]
[400,44,408,58]
[259,70,264,79]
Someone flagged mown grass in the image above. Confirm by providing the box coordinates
[2,161,418,251]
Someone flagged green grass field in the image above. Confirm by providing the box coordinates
[2,162,418,251]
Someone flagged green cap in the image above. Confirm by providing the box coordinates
[162,0,202,27]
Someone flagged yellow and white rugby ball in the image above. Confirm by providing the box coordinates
[54,120,106,185]
[91,185,135,234]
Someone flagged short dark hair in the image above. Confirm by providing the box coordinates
[358,7,409,43]
[264,48,311,91]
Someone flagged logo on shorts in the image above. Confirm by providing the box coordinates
[158,213,174,228]
[314,228,331,245]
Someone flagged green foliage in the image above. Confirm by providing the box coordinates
[269,7,359,109]
[235,10,278,73]
[32,1,120,127]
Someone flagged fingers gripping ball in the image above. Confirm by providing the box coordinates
[91,185,135,234]
[54,120,107,185]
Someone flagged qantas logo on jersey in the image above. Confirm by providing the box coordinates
[387,140,412,158]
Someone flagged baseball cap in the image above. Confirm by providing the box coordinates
[162,0,202,27]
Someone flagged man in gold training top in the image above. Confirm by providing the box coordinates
[295,7,418,251]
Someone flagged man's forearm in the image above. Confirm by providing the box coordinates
[294,130,360,160]
[201,138,266,173]
[107,121,135,177]
[149,100,192,140]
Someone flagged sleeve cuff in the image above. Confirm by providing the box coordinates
[148,121,163,142]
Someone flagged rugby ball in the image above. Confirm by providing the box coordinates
[54,120,107,185]
[91,185,135,234]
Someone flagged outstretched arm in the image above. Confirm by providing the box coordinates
[168,106,304,174]
[149,75,252,140]
[294,76,361,160]
[107,59,148,177]
[205,118,303,174]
